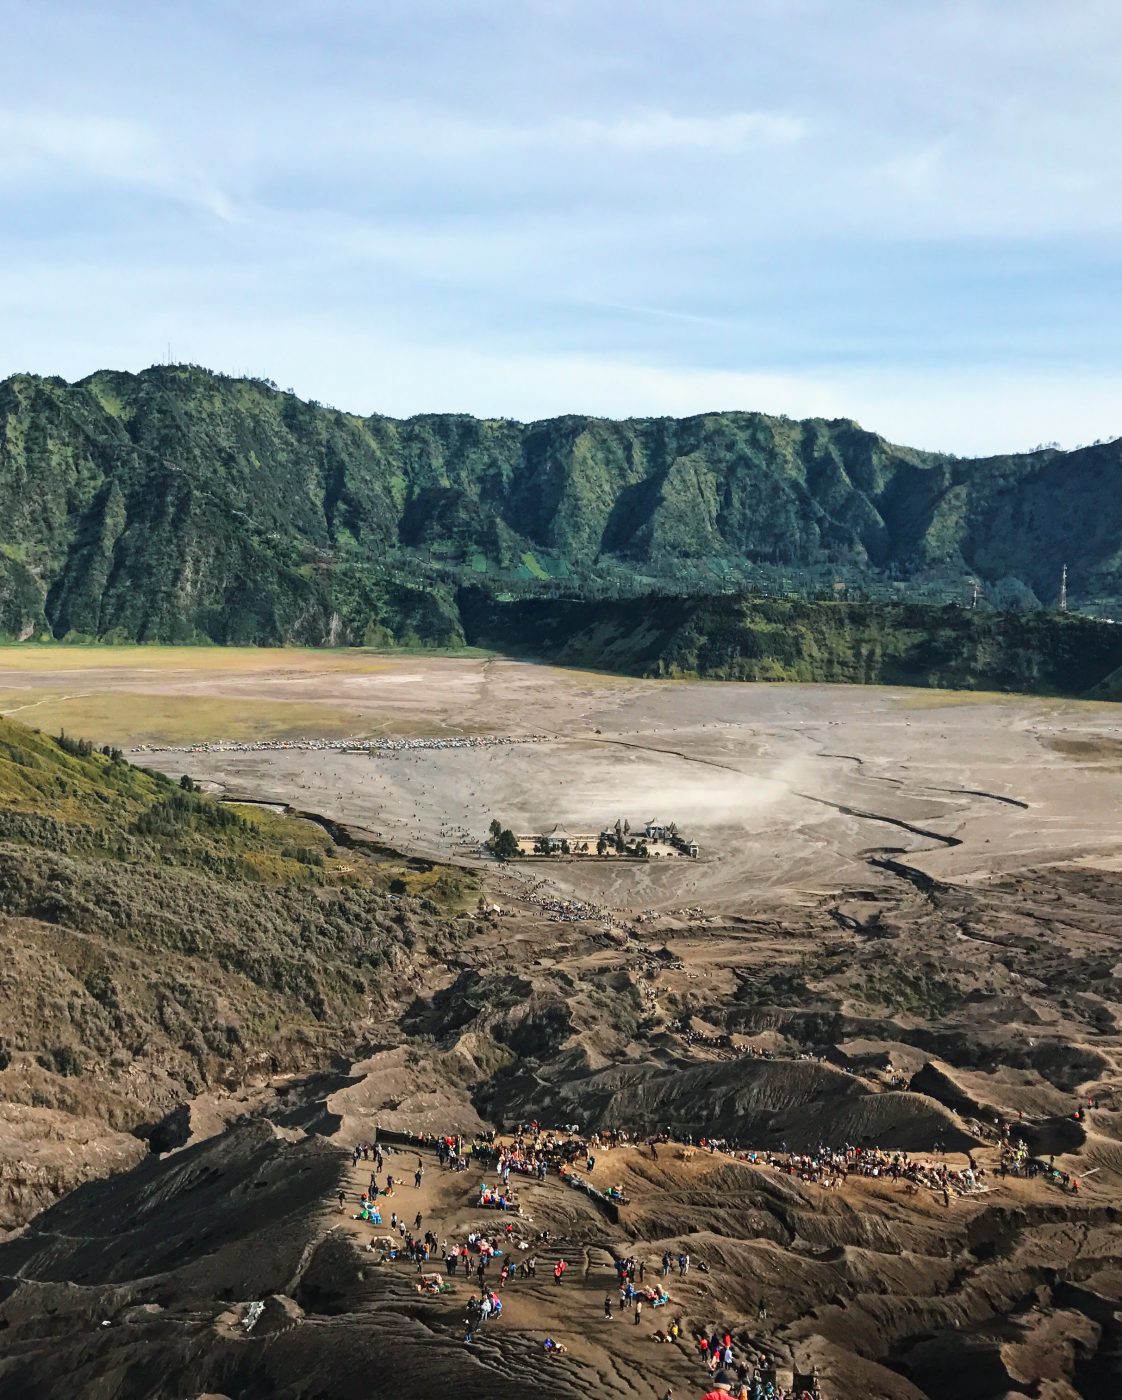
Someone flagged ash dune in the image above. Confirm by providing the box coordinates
[5,1112,1119,1400]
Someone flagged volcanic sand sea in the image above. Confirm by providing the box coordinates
[2,648,1121,911]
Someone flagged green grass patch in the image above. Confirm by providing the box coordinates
[519,551,548,579]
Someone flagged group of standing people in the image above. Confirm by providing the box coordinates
[345,1125,831,1398]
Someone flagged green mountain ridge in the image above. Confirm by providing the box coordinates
[2,364,1121,651]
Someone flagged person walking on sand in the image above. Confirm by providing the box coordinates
[604,1294,613,1320]
[635,1298,643,1325]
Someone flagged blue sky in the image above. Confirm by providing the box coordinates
[1,0,1119,453]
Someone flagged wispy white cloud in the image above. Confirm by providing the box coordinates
[873,140,947,197]
[559,110,804,152]
[325,103,803,161]
[2,256,1120,454]
[75,305,1116,456]
[0,109,236,220]
[0,111,157,181]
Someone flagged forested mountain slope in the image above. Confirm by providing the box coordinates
[458,592,1122,694]
[2,364,1120,646]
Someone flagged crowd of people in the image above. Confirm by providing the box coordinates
[345,1143,543,1286]
[337,1112,1090,1399]
[998,1137,1087,1193]
[493,1125,591,1175]
[508,877,670,933]
[604,1257,814,1398]
[607,1254,671,1317]
[525,890,610,923]
[755,1144,992,1200]
[133,733,546,757]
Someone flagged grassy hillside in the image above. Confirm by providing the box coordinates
[0,716,477,1145]
[3,364,1122,647]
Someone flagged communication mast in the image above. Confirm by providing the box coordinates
[969,579,979,610]
[1059,564,1068,612]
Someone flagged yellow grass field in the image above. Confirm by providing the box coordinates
[0,646,481,744]
[0,644,636,746]
[0,690,371,747]
[0,644,485,674]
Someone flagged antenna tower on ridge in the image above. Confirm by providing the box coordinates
[1059,563,1068,612]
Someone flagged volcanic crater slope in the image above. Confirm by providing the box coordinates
[1,1100,1120,1400]
[2,709,1122,1397]
[0,714,479,1227]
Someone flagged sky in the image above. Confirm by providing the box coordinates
[1,0,1119,454]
